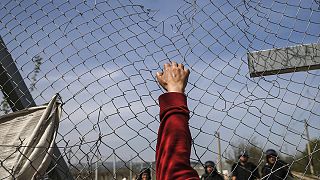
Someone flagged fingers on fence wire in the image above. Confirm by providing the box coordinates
[156,61,189,93]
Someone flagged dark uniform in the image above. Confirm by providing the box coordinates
[231,162,260,180]
[261,149,293,180]
[201,161,224,180]
[261,160,292,180]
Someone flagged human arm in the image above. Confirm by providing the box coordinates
[252,164,260,179]
[155,62,199,180]
[261,165,270,179]
[279,161,293,179]
[231,163,237,180]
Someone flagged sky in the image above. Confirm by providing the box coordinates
[0,0,319,170]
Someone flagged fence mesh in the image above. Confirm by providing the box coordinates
[0,0,319,179]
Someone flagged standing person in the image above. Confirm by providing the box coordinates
[136,168,151,180]
[261,149,293,180]
[201,161,224,180]
[231,151,260,180]
[155,62,200,180]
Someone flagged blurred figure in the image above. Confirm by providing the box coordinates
[231,151,259,180]
[201,161,224,180]
[136,168,151,180]
[261,149,293,180]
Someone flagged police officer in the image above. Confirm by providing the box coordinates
[136,168,151,180]
[261,149,293,180]
[201,161,224,180]
[231,151,259,180]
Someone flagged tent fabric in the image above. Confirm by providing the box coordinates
[0,94,61,179]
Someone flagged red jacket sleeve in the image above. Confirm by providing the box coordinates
[156,92,200,180]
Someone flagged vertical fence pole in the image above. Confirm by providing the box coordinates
[95,154,99,180]
[130,156,132,180]
[150,162,153,180]
[216,131,223,173]
[305,120,315,175]
[113,152,116,179]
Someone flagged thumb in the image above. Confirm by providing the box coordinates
[156,72,167,88]
[156,72,163,83]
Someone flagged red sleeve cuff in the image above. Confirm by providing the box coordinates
[159,92,187,113]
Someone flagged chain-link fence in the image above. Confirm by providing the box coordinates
[0,0,319,179]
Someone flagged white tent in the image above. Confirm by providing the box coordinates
[0,95,61,179]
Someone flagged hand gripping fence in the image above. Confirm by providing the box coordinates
[0,0,319,179]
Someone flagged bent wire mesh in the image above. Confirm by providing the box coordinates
[0,0,319,179]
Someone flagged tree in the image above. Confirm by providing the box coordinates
[29,55,42,92]
[0,94,10,114]
[0,55,42,114]
[285,139,320,175]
